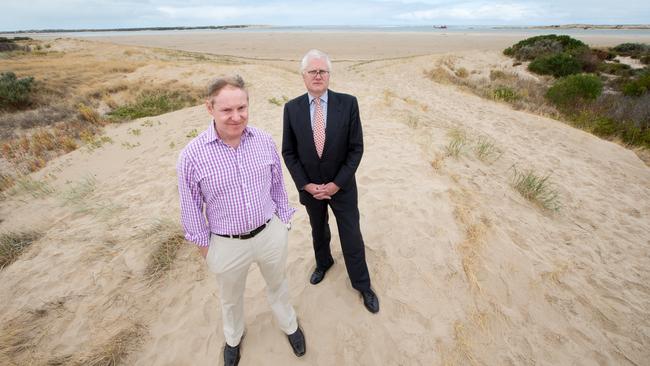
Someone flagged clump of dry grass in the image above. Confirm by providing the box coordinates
[0,230,42,269]
[0,300,65,364]
[141,221,187,282]
[74,324,147,366]
[510,165,560,211]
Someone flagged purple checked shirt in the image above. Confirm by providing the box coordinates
[177,123,296,247]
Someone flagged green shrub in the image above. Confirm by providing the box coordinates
[546,74,603,108]
[612,43,650,57]
[528,53,582,77]
[108,90,197,121]
[504,35,588,61]
[622,72,650,97]
[0,72,35,109]
[598,62,633,76]
[492,86,519,102]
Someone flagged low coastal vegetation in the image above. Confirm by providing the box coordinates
[0,230,42,269]
[427,35,650,162]
[0,38,204,195]
[510,166,560,211]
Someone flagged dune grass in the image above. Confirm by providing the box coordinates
[141,221,187,282]
[474,135,502,163]
[0,230,42,269]
[145,232,186,282]
[108,90,200,121]
[0,300,65,364]
[74,324,146,366]
[61,175,97,207]
[510,166,560,211]
[446,129,468,158]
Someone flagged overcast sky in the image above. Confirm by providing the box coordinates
[3,0,649,31]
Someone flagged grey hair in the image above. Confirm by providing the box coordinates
[206,75,247,101]
[300,49,332,74]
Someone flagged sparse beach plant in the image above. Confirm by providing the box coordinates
[0,231,42,269]
[141,221,187,282]
[10,176,54,198]
[186,129,198,138]
[474,136,502,163]
[446,128,467,158]
[491,86,519,102]
[75,324,147,366]
[62,175,97,207]
[128,128,141,136]
[455,67,469,78]
[510,166,560,211]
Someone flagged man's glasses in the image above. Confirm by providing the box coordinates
[306,69,330,78]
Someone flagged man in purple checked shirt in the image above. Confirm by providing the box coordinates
[177,75,305,366]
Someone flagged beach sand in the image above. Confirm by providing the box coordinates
[0,33,649,365]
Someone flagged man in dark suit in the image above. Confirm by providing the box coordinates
[282,49,379,313]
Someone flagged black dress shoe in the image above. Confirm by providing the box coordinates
[223,342,241,366]
[287,325,306,357]
[309,260,334,285]
[361,288,380,313]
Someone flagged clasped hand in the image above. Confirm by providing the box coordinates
[305,182,339,200]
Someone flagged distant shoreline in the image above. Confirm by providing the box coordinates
[1,25,255,34]
[528,24,650,30]
[3,24,650,34]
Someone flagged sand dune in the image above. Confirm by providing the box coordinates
[0,37,649,365]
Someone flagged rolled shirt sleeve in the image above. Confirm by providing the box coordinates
[177,151,211,247]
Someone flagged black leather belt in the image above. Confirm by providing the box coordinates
[215,219,271,240]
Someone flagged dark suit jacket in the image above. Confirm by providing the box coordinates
[282,90,363,203]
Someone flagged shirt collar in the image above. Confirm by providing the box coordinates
[308,90,328,105]
[203,120,253,145]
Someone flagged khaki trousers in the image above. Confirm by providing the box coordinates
[206,215,298,347]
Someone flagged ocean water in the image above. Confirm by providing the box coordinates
[27,25,650,38]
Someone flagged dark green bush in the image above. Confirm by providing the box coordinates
[612,43,650,56]
[529,53,582,77]
[546,74,603,108]
[598,62,632,76]
[0,72,35,109]
[622,72,650,97]
[504,35,588,61]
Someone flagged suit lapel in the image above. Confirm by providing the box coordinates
[323,90,341,158]
[298,93,320,160]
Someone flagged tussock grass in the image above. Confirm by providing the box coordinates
[7,176,54,198]
[445,129,467,158]
[141,221,187,282]
[510,166,560,211]
[0,230,42,269]
[62,175,97,207]
[74,324,147,366]
[474,135,502,163]
[0,300,65,364]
